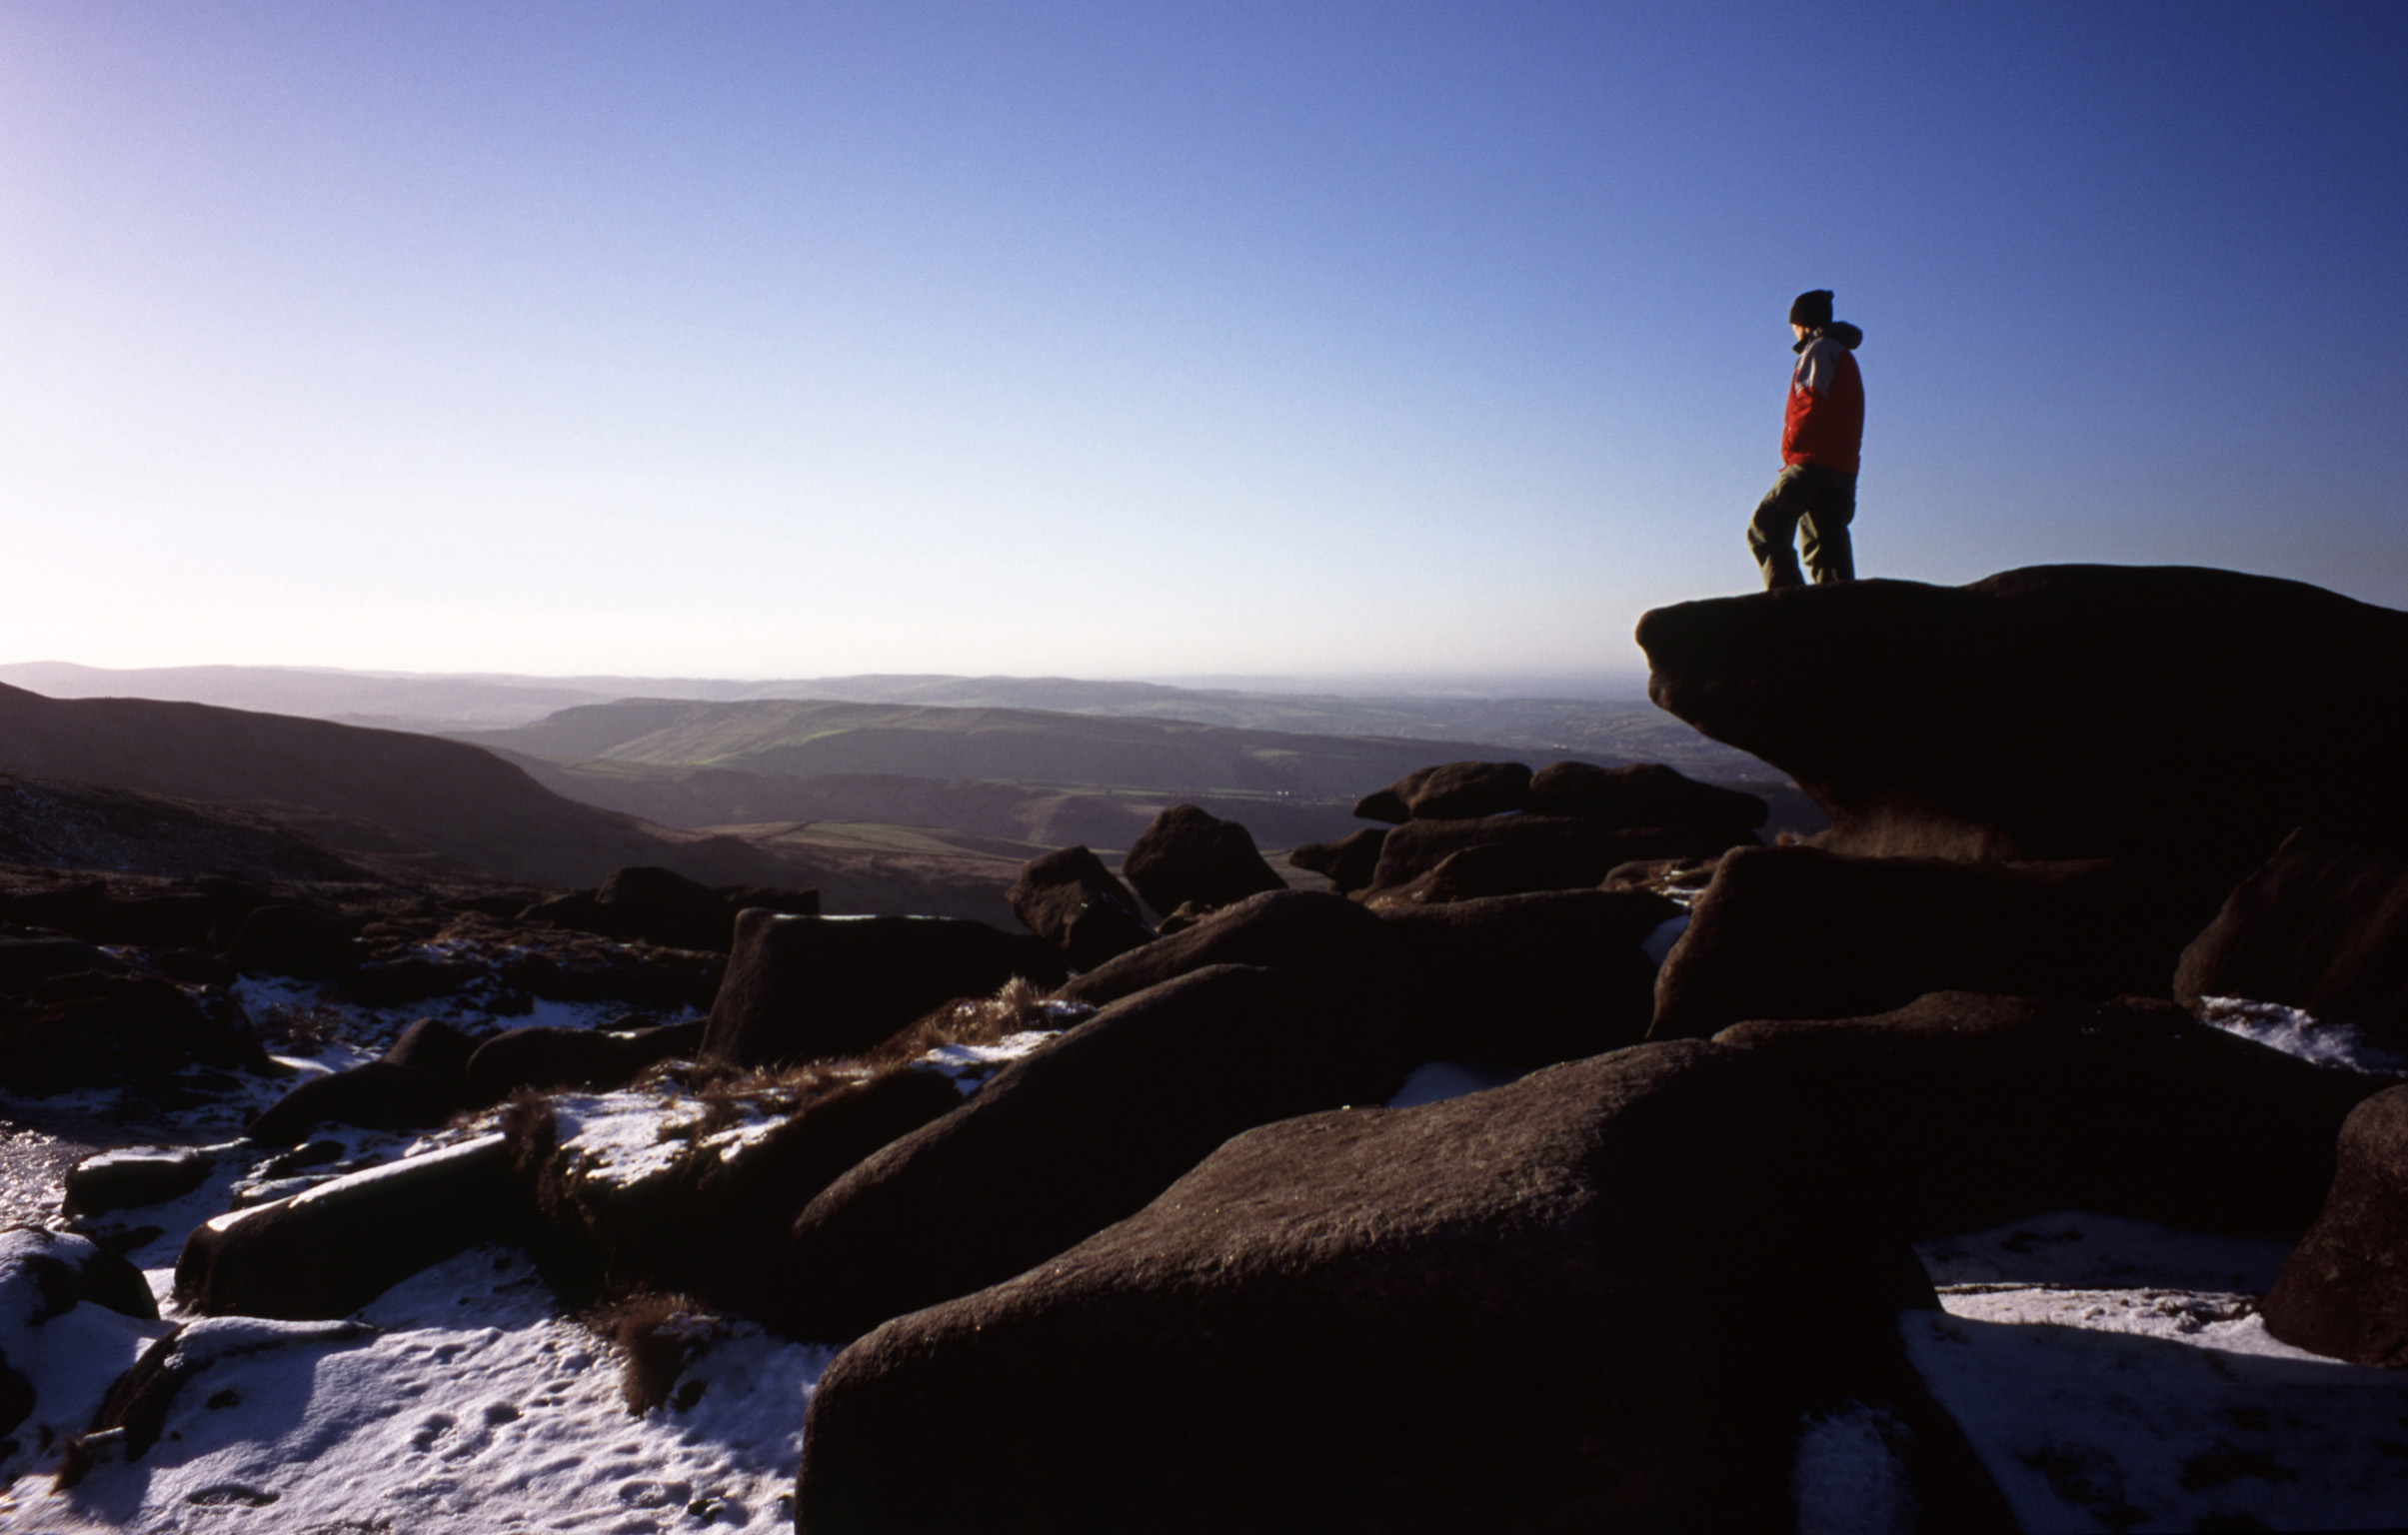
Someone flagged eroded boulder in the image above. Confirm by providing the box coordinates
[1119,804,1286,918]
[1712,991,2382,1238]
[1377,888,1677,1066]
[175,1134,523,1318]
[1284,827,1387,893]
[775,965,1402,1342]
[1050,889,1390,1014]
[1651,844,2226,1040]
[0,972,269,1094]
[1526,761,1769,830]
[1007,845,1154,971]
[702,912,1062,1068]
[2262,1084,2408,1366]
[2175,826,2408,1054]
[1350,761,1533,823]
[1366,814,1749,895]
[794,1038,1938,1532]
[464,1020,705,1106]
[1635,565,2408,866]
[228,904,361,979]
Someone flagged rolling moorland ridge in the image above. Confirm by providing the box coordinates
[3,565,2408,1530]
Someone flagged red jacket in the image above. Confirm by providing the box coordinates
[1781,323,1863,475]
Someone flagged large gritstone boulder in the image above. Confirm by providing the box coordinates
[1376,888,1676,1066]
[1712,992,2382,1239]
[793,1039,1945,1534]
[0,936,139,994]
[773,965,1402,1343]
[1365,814,1754,897]
[702,911,1064,1068]
[512,1068,970,1318]
[1119,804,1286,918]
[519,865,821,952]
[0,1229,162,1453]
[228,903,363,978]
[1634,565,2408,868]
[1284,827,1387,893]
[1006,845,1154,971]
[2261,1084,2408,1366]
[244,1061,464,1146]
[1650,844,2225,1040]
[2175,826,2408,1054]
[1050,888,1391,1012]
[0,971,270,1094]
[174,1134,524,1319]
[463,1020,704,1106]
[1349,761,1533,822]
[1525,761,1770,831]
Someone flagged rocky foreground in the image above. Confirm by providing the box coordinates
[6,563,2408,1532]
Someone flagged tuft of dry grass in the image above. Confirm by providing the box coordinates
[252,999,352,1053]
[863,975,1058,1066]
[587,1290,720,1414]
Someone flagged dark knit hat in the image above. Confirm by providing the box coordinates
[1789,289,1834,328]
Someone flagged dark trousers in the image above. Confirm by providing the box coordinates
[1747,463,1856,589]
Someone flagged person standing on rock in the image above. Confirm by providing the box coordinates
[1746,288,1864,588]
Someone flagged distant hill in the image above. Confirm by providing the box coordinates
[0,682,797,889]
[491,755,1370,851]
[0,772,380,885]
[0,663,1763,776]
[456,699,1629,800]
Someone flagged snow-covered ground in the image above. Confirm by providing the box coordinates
[7,974,2408,1532]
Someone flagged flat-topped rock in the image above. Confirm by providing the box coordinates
[1636,565,2408,867]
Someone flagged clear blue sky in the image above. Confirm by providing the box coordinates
[3,2,2401,689]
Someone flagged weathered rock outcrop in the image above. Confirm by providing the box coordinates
[1366,814,1751,896]
[701,910,1063,1068]
[174,1134,523,1318]
[2175,826,2408,1052]
[1377,888,1674,1065]
[1635,566,2408,866]
[1051,888,1390,1013]
[775,965,1401,1342]
[1712,992,2380,1238]
[2262,1084,2408,1366]
[1651,845,2225,1040]
[1006,845,1154,970]
[1119,804,1286,918]
[0,971,269,1094]
[1284,827,1386,892]
[793,1039,1941,1533]
[1525,761,1769,830]
[463,1020,703,1106]
[1350,761,1532,822]
[519,865,820,952]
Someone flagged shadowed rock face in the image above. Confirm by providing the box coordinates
[2262,1084,2408,1366]
[775,965,1401,1344]
[1635,566,2408,868]
[1651,845,2228,1040]
[702,911,1064,1068]
[1119,804,1286,918]
[2175,826,2408,1053]
[793,1039,1942,1533]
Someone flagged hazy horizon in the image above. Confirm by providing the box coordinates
[4,4,2401,680]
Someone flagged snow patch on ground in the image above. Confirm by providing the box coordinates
[1916,1210,2292,1293]
[1904,1308,2408,1533]
[10,1245,837,1533]
[1791,1401,1916,1535]
[2197,995,2408,1076]
[1907,1212,2408,1533]
[914,1029,1060,1096]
